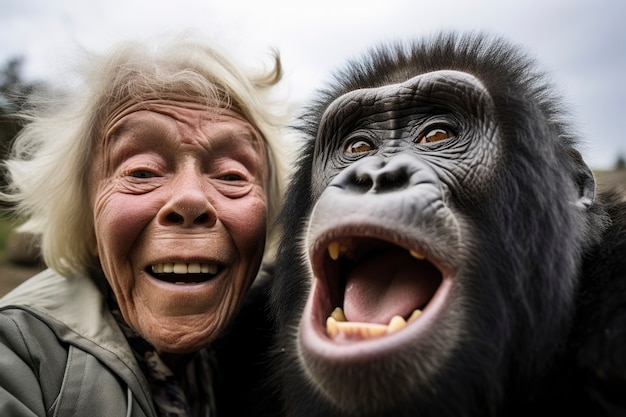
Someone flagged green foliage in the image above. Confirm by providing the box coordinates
[0,214,16,259]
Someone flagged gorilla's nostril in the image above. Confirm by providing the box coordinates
[376,171,409,193]
[351,172,374,193]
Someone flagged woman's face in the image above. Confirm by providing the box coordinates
[90,101,268,354]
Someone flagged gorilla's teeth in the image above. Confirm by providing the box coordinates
[331,307,347,321]
[328,241,341,260]
[408,309,422,323]
[387,315,407,334]
[326,316,339,337]
[325,308,423,340]
[337,321,388,339]
[409,249,425,259]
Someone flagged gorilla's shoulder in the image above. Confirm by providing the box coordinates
[572,189,626,413]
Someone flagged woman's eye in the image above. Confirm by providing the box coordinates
[346,140,374,154]
[220,173,243,181]
[418,128,455,144]
[130,170,154,179]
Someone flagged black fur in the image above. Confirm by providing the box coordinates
[269,32,626,416]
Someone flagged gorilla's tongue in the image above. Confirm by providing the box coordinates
[343,249,438,325]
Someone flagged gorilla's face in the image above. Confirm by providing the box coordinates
[287,69,591,414]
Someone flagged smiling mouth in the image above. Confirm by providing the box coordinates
[313,236,443,343]
[147,262,220,284]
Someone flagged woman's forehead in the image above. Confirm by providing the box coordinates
[98,101,266,166]
[104,98,249,133]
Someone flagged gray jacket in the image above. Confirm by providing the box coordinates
[0,269,157,416]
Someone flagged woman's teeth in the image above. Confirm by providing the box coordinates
[151,262,218,274]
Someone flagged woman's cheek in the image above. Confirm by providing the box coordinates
[235,186,267,224]
[228,193,268,258]
[92,183,157,263]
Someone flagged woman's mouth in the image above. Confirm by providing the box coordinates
[147,262,221,284]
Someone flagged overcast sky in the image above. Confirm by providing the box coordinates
[1,0,624,169]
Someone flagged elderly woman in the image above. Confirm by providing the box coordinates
[0,34,290,416]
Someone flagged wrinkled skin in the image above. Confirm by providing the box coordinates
[270,33,626,416]
[89,101,268,363]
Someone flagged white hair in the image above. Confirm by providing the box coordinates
[1,33,293,277]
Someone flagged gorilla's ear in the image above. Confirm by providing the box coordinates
[569,148,596,210]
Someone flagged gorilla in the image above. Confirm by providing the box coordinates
[268,32,626,416]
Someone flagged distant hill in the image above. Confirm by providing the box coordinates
[595,169,626,198]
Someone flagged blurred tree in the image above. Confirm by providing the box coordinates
[1,58,53,164]
[615,154,625,171]
[0,57,32,158]
[0,57,24,89]
[0,57,39,206]
[1,58,22,144]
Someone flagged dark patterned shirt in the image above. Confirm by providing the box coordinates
[110,302,216,417]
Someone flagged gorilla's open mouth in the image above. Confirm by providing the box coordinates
[311,236,444,343]
[146,262,221,284]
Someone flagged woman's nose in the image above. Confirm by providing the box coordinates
[163,209,214,227]
[158,169,217,228]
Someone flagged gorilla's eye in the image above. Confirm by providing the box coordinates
[346,140,374,154]
[418,128,455,144]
